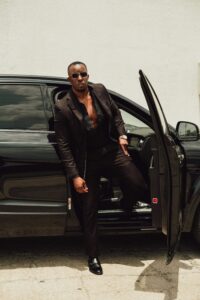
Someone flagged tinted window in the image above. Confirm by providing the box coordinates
[0,84,47,130]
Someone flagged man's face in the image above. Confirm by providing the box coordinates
[68,64,89,92]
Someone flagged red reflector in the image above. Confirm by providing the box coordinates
[152,197,158,204]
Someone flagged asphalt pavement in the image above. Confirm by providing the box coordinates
[0,233,199,300]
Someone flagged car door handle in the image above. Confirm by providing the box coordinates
[67,196,72,211]
[150,155,154,168]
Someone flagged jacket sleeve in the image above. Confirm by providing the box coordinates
[54,105,79,179]
[102,85,126,136]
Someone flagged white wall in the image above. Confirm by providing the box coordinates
[0,0,200,126]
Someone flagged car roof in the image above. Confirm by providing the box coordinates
[0,74,69,85]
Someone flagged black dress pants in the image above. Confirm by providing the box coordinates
[74,146,148,257]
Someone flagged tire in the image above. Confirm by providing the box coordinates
[192,206,200,244]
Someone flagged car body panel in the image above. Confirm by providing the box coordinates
[0,74,199,246]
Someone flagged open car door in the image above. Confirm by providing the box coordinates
[139,70,183,264]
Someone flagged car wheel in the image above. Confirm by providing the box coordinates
[192,206,200,244]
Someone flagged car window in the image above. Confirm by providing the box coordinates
[0,84,47,130]
[120,108,154,136]
[48,85,70,104]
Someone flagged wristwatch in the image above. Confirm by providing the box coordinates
[119,135,128,140]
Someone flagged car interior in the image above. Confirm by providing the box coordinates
[96,107,155,228]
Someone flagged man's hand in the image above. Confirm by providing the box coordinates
[72,176,88,193]
[119,137,130,156]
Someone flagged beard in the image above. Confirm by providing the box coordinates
[75,83,87,92]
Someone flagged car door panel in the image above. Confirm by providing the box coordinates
[0,131,68,237]
[0,83,68,237]
[139,70,183,263]
[148,135,162,228]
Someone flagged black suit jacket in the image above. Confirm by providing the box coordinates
[54,83,126,179]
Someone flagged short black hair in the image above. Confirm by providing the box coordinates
[67,61,87,74]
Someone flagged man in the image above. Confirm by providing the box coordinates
[54,61,148,275]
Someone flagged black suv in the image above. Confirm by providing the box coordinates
[0,70,199,263]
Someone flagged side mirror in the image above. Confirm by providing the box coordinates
[176,121,199,141]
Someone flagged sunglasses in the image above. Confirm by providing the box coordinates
[71,72,88,79]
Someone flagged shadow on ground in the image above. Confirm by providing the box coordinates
[0,233,199,300]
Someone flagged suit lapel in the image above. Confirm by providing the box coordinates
[67,94,83,123]
[56,90,85,136]
[57,86,112,125]
[91,88,112,119]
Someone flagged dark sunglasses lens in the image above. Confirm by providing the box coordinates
[80,72,88,77]
[72,73,79,78]
[71,72,88,79]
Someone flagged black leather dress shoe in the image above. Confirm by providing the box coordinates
[88,257,103,275]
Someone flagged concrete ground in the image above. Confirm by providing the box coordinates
[0,233,199,300]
